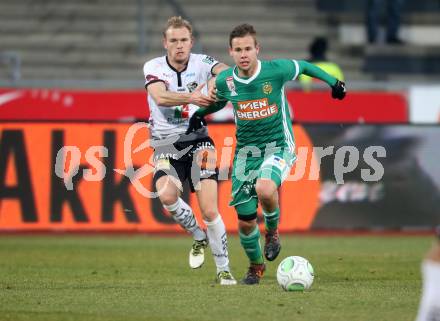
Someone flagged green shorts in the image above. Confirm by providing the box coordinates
[229,149,296,216]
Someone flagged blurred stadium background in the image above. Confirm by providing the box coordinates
[0,1,439,320]
[1,0,440,84]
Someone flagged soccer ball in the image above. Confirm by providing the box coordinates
[276,256,314,291]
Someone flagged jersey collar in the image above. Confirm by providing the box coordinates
[165,54,189,73]
[233,60,261,84]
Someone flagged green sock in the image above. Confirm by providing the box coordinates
[239,226,264,264]
[263,208,280,231]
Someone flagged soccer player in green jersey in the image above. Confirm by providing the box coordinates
[186,24,346,284]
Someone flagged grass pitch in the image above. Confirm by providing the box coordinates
[0,234,431,321]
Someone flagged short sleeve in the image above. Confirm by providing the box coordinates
[273,59,300,84]
[143,60,166,88]
[198,54,220,77]
[215,73,228,102]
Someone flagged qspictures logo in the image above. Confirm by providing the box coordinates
[236,98,278,120]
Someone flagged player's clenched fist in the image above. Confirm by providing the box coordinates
[331,80,346,100]
[185,113,206,135]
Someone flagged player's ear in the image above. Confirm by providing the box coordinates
[229,47,233,57]
[256,43,260,55]
[162,36,167,50]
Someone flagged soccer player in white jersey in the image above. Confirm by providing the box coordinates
[142,16,236,285]
[415,226,440,321]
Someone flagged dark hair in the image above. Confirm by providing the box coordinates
[229,23,257,47]
[163,16,193,38]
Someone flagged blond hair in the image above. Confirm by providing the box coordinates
[163,16,193,38]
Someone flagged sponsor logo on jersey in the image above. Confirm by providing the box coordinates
[261,155,288,172]
[186,81,198,93]
[167,117,188,125]
[194,141,215,151]
[262,82,273,95]
[174,105,190,119]
[202,56,215,65]
[226,76,238,96]
[241,182,255,195]
[272,156,286,169]
[236,98,278,120]
[185,72,196,78]
[154,158,171,171]
[200,169,216,177]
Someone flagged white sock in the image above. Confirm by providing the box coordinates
[415,260,440,321]
[204,215,230,273]
[164,198,206,241]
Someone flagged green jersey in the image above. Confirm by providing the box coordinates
[194,58,339,213]
[215,59,299,156]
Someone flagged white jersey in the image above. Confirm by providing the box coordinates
[143,53,219,142]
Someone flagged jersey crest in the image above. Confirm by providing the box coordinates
[186,81,198,92]
[262,82,273,95]
[202,56,215,65]
[226,76,238,96]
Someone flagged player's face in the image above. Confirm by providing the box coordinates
[163,27,193,64]
[229,35,259,74]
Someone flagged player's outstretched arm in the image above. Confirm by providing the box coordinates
[185,73,230,134]
[212,63,229,76]
[185,101,228,135]
[298,60,346,100]
[207,63,230,101]
[146,81,215,107]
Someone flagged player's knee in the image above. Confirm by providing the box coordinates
[255,181,276,203]
[238,219,257,235]
[159,193,178,207]
[200,208,219,221]
[156,177,179,206]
